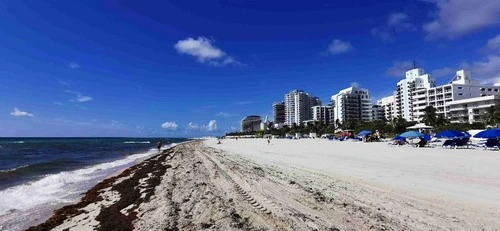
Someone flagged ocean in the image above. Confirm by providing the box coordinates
[0,137,189,231]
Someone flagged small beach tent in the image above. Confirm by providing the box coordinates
[435,130,465,138]
[357,130,372,137]
[398,131,425,138]
[473,129,500,139]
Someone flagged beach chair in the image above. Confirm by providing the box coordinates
[441,139,457,148]
[483,139,500,150]
[452,137,471,149]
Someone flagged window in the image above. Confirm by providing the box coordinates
[458,93,463,96]
[457,87,463,89]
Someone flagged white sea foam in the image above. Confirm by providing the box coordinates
[12,141,24,144]
[0,142,178,231]
[0,165,29,173]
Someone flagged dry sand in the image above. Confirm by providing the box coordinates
[27,139,500,230]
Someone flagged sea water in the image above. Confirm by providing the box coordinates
[0,137,188,231]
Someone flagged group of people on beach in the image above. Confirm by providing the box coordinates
[363,130,383,142]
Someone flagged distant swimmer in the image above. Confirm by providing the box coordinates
[156,141,162,152]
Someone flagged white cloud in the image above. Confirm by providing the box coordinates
[187,122,200,130]
[233,101,254,106]
[10,108,34,117]
[385,61,414,77]
[372,12,414,41]
[387,12,413,30]
[431,67,455,78]
[216,112,232,117]
[422,0,500,39]
[57,79,70,86]
[161,121,178,130]
[463,55,500,83]
[68,62,80,69]
[371,28,392,42]
[327,39,353,55]
[486,34,500,53]
[206,120,218,131]
[174,37,243,66]
[65,90,93,102]
[186,120,218,132]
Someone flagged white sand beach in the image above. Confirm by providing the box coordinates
[28,139,500,230]
[206,138,500,229]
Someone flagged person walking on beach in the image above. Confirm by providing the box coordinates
[156,141,162,152]
[267,136,271,145]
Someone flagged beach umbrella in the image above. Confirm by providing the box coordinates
[435,130,465,138]
[463,131,471,138]
[398,131,425,138]
[473,129,500,139]
[392,135,405,140]
[357,130,372,136]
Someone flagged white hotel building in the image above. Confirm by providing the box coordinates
[447,95,500,123]
[376,95,396,121]
[378,68,500,123]
[331,86,372,123]
[412,70,500,122]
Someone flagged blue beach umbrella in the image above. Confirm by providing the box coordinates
[357,130,372,136]
[463,131,471,138]
[473,129,500,138]
[435,130,465,138]
[399,131,425,138]
[392,135,405,141]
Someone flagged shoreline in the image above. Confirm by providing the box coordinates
[26,143,180,231]
[25,139,500,230]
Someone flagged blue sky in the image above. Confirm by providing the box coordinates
[1,0,500,137]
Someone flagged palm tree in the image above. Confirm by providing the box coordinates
[483,105,500,127]
[420,106,437,126]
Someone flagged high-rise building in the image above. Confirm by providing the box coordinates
[312,105,332,124]
[395,67,436,121]
[376,95,396,121]
[284,90,320,126]
[378,68,500,124]
[331,86,372,123]
[371,105,385,121]
[240,116,262,132]
[411,70,500,121]
[272,102,286,124]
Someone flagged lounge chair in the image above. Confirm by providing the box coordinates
[442,139,457,148]
[483,139,500,150]
[452,137,471,149]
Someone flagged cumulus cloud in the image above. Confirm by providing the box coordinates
[187,122,200,131]
[65,90,93,102]
[372,12,414,41]
[161,121,178,130]
[385,61,414,77]
[431,67,455,78]
[68,62,80,69]
[186,120,218,132]
[206,120,218,131]
[327,39,353,55]
[10,108,34,117]
[422,0,500,39]
[463,55,500,83]
[174,37,243,66]
[486,34,500,53]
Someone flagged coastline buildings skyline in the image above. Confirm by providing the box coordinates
[240,66,500,131]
